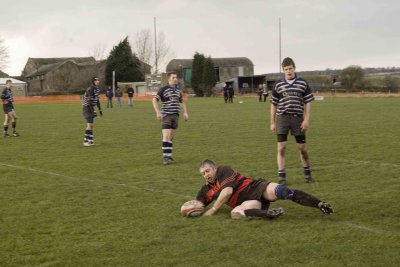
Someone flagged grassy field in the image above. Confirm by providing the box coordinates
[0,96,399,266]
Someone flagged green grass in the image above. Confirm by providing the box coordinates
[1,96,399,266]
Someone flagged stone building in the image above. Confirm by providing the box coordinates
[23,57,105,94]
[23,57,151,95]
[166,57,254,83]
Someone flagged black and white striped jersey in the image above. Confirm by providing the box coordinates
[82,85,100,108]
[154,85,183,115]
[271,76,314,115]
[1,87,13,103]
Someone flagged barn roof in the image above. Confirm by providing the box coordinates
[28,57,96,67]
[25,61,67,78]
[0,70,9,78]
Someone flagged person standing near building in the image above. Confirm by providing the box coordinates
[257,84,263,102]
[270,57,315,184]
[1,79,19,137]
[105,86,113,108]
[152,72,189,165]
[223,83,228,103]
[262,83,269,102]
[82,77,103,146]
[127,87,134,107]
[228,84,234,103]
[115,87,123,108]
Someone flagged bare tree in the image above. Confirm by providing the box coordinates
[89,43,107,61]
[132,29,174,74]
[133,29,153,66]
[154,32,174,74]
[0,36,9,71]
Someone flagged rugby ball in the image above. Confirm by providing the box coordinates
[180,200,205,217]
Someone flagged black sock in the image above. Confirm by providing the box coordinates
[162,141,172,158]
[278,169,286,180]
[3,125,8,133]
[244,209,270,218]
[292,190,321,208]
[304,166,312,178]
[84,130,93,143]
[12,121,16,132]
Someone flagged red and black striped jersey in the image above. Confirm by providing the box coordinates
[196,165,254,208]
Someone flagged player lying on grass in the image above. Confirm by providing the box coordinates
[196,159,333,219]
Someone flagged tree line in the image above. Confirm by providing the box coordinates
[191,52,217,97]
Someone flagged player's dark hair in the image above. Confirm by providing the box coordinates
[6,79,12,83]
[282,57,296,68]
[167,71,177,78]
[199,159,215,168]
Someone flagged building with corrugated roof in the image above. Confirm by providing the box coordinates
[166,57,254,83]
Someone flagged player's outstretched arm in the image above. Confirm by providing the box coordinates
[203,187,233,216]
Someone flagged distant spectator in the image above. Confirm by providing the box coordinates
[127,87,134,107]
[223,83,228,103]
[257,84,263,102]
[262,83,269,102]
[105,86,113,108]
[115,87,123,108]
[228,84,234,103]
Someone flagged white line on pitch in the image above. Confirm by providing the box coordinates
[0,162,193,199]
[339,221,400,236]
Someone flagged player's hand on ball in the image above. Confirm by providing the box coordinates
[203,207,216,216]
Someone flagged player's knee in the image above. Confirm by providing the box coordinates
[231,210,246,220]
[295,135,306,144]
[275,184,294,200]
[278,146,286,156]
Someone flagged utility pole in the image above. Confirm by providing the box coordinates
[112,71,115,95]
[279,17,282,73]
[154,16,158,74]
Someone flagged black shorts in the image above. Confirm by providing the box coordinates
[276,114,305,142]
[235,179,271,210]
[3,103,14,114]
[162,114,179,129]
[82,107,95,123]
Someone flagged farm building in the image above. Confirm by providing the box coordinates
[166,57,254,83]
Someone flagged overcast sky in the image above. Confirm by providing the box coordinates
[1,0,399,76]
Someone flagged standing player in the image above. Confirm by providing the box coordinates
[82,77,103,146]
[270,57,315,185]
[196,159,333,219]
[152,72,189,165]
[1,79,19,137]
